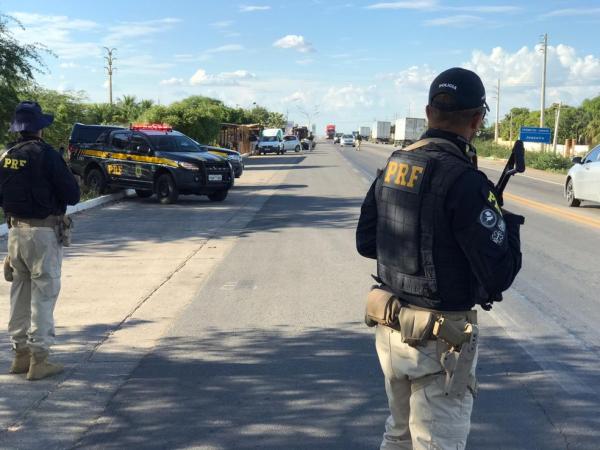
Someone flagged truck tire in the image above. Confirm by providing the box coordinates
[208,189,228,202]
[135,189,153,198]
[85,168,107,194]
[155,173,179,204]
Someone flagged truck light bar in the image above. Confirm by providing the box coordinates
[130,123,173,132]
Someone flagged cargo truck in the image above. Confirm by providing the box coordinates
[371,121,391,143]
[394,118,427,147]
[359,126,371,140]
[326,124,336,139]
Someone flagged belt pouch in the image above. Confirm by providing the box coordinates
[365,287,401,329]
[398,308,435,347]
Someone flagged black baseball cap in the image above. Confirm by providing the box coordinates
[9,101,54,133]
[428,67,489,112]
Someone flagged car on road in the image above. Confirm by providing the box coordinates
[340,134,355,147]
[333,133,343,144]
[256,135,284,155]
[282,135,302,152]
[68,123,233,204]
[197,143,244,178]
[565,144,600,206]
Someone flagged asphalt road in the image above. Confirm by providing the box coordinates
[49,142,600,449]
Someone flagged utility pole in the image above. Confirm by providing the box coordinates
[494,78,500,143]
[539,33,548,151]
[104,47,117,106]
[553,101,562,154]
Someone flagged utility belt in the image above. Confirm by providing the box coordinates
[366,286,478,397]
[7,214,73,247]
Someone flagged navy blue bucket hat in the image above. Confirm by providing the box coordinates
[9,101,54,133]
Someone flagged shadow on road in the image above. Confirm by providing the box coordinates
[73,325,385,450]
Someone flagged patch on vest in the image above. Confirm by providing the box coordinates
[2,157,27,170]
[382,157,428,193]
[479,208,498,228]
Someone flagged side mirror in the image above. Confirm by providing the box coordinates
[572,156,582,164]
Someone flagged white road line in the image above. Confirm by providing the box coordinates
[480,165,564,186]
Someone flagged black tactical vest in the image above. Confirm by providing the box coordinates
[0,140,58,219]
[375,138,475,311]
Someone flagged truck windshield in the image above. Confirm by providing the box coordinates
[148,134,205,152]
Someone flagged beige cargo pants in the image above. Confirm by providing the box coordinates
[375,325,477,450]
[7,225,63,353]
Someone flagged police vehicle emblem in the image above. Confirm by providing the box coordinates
[491,230,505,245]
[479,209,497,228]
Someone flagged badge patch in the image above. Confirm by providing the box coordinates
[479,209,498,228]
[135,165,143,178]
[491,230,505,245]
[497,218,506,232]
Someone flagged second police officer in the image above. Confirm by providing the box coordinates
[357,68,524,449]
[1,101,80,381]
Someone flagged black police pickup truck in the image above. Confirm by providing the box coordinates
[68,123,233,204]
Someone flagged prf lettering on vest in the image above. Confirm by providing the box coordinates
[383,158,427,193]
[3,158,27,170]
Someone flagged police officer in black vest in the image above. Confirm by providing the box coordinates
[1,101,80,381]
[357,68,523,449]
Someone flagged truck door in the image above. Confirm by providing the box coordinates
[105,131,132,186]
[124,133,155,189]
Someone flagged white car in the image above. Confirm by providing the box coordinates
[282,135,302,152]
[565,144,600,206]
[340,134,355,147]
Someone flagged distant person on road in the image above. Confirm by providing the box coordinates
[308,133,315,151]
[356,68,524,449]
[355,133,362,151]
[1,101,80,381]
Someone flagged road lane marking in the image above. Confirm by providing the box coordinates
[479,164,565,186]
[505,192,600,229]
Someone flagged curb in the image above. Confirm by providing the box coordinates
[0,189,135,237]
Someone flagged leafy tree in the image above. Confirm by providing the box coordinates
[0,14,48,144]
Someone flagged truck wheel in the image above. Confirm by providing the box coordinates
[208,189,228,202]
[85,168,107,194]
[135,189,153,198]
[566,178,581,207]
[155,173,179,204]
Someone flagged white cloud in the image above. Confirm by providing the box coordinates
[283,91,308,103]
[240,5,271,12]
[104,18,181,45]
[206,44,244,54]
[59,62,79,69]
[160,77,185,86]
[322,84,378,110]
[541,8,600,18]
[8,12,101,60]
[273,35,314,53]
[190,69,256,86]
[425,15,483,27]
[366,1,437,10]
[464,45,600,113]
[211,20,234,28]
[296,58,315,65]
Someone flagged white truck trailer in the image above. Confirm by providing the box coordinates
[371,121,391,143]
[393,118,427,147]
[359,126,371,140]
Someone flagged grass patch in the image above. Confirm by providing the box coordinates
[475,139,572,174]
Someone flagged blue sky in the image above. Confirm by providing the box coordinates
[3,0,600,132]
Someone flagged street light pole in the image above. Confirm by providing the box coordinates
[553,101,562,154]
[494,78,500,143]
[539,33,548,151]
